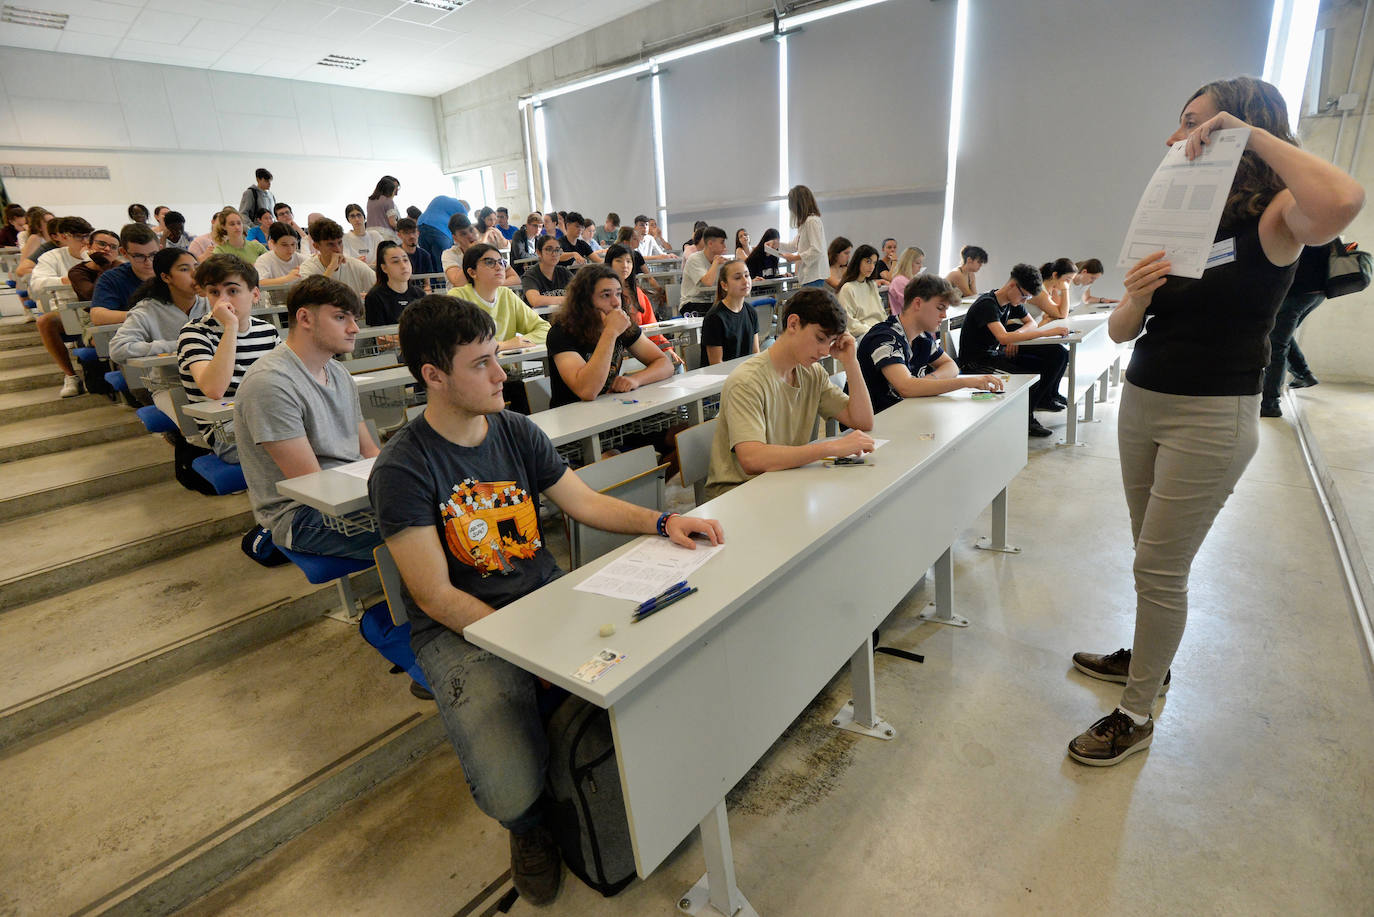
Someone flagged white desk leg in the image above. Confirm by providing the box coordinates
[687,397,704,426]
[1063,342,1082,446]
[918,547,969,627]
[322,575,362,624]
[1097,372,1109,403]
[1110,355,1121,386]
[939,316,952,355]
[1083,385,1095,422]
[678,801,757,917]
[831,634,896,740]
[579,434,602,464]
[976,487,1021,553]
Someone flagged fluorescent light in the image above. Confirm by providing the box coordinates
[938,0,969,274]
[537,61,653,102]
[786,0,892,29]
[1264,0,1321,128]
[318,54,366,70]
[777,34,790,231]
[654,22,774,65]
[533,105,551,212]
[651,68,668,229]
[1,4,67,29]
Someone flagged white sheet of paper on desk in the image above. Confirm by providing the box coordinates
[336,457,377,480]
[574,538,725,603]
[814,436,888,451]
[1117,126,1249,279]
[660,374,719,391]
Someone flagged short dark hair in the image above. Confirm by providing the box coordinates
[399,294,496,382]
[1077,258,1105,274]
[960,244,988,264]
[255,168,273,181]
[781,287,847,337]
[163,210,185,227]
[90,229,120,245]
[496,207,509,215]
[448,212,473,235]
[268,221,299,242]
[405,205,422,220]
[285,275,361,328]
[882,237,896,247]
[903,273,959,310]
[120,222,157,248]
[308,217,343,243]
[59,216,93,237]
[701,225,727,244]
[564,211,585,229]
[606,212,620,226]
[395,217,418,233]
[462,242,501,283]
[127,203,149,221]
[274,202,292,216]
[195,253,259,290]
[1040,258,1078,281]
[537,234,562,253]
[633,214,650,225]
[1009,263,1044,296]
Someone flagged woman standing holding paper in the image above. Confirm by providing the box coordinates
[1067,77,1363,766]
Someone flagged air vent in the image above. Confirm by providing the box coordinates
[410,0,470,11]
[318,54,366,70]
[2,4,68,29]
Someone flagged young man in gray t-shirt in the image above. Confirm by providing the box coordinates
[234,275,381,559]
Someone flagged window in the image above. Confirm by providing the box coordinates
[452,166,495,212]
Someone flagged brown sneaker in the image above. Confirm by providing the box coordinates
[1072,648,1170,694]
[510,825,562,906]
[1068,709,1153,766]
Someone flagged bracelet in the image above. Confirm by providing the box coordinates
[656,512,678,537]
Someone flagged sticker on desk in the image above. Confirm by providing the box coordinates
[574,648,626,683]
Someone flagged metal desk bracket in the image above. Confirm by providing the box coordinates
[917,547,969,627]
[975,488,1021,554]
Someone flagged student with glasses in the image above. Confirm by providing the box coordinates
[956,262,1071,437]
[520,234,573,309]
[447,243,549,353]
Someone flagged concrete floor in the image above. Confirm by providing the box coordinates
[176,387,1374,916]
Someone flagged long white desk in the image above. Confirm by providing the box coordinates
[1020,315,1123,445]
[183,365,417,428]
[464,376,1035,915]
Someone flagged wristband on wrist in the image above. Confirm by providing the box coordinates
[656,512,678,537]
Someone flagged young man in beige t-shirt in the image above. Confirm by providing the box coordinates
[705,288,875,498]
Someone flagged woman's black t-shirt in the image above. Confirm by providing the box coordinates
[364,281,423,326]
[1127,218,1298,396]
[545,320,643,407]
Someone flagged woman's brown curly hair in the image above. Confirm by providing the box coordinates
[1185,77,1298,227]
[553,263,629,351]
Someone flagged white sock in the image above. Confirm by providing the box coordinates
[1117,706,1150,726]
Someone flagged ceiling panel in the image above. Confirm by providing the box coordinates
[0,0,664,97]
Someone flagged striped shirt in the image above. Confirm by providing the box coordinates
[178,316,280,437]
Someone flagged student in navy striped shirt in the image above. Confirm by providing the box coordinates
[178,254,281,463]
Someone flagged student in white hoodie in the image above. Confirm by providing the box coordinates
[27,216,91,296]
[110,248,209,366]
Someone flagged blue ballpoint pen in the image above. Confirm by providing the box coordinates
[633,587,699,621]
[635,583,690,615]
[637,581,687,612]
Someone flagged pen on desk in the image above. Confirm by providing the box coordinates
[633,587,698,621]
[618,398,639,404]
[635,583,690,615]
[638,581,686,610]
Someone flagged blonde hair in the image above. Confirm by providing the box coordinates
[894,246,926,280]
[210,206,239,244]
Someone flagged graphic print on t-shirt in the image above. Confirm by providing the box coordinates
[440,478,542,575]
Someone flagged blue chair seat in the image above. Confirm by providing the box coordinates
[104,370,128,393]
[190,454,246,495]
[135,405,178,434]
[23,299,36,311]
[277,547,373,585]
[747,296,777,307]
[6,280,14,288]
[73,346,98,362]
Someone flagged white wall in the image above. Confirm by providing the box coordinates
[0,48,449,236]
[1295,0,1374,383]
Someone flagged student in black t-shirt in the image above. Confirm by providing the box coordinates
[745,228,783,278]
[855,273,1004,414]
[520,234,573,308]
[395,217,438,280]
[364,241,422,328]
[558,212,593,263]
[368,294,722,906]
[957,262,1071,437]
[545,263,672,407]
[701,259,760,365]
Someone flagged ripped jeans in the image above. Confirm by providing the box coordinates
[416,629,550,834]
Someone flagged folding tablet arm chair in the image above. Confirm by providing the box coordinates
[674,417,718,508]
[564,445,668,568]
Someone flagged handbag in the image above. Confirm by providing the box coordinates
[1325,239,1372,298]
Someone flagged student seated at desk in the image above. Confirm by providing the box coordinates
[394,217,438,278]
[246,208,272,246]
[161,211,192,251]
[441,212,480,288]
[678,225,729,316]
[1071,257,1118,307]
[447,243,549,352]
[946,244,987,297]
[1026,257,1078,323]
[507,211,543,275]
[110,248,210,366]
[364,241,423,327]
[705,288,875,499]
[298,217,375,300]
[235,276,382,560]
[178,255,280,463]
[0,202,24,247]
[254,222,304,287]
[66,229,120,301]
[213,210,268,265]
[745,228,782,278]
[857,274,1004,413]
[957,262,1071,437]
[90,223,160,325]
[887,246,927,316]
[547,263,673,408]
[607,243,681,365]
[558,212,592,265]
[823,236,852,296]
[876,237,898,282]
[837,243,887,340]
[702,259,759,365]
[367,295,722,905]
[27,215,91,297]
[520,234,573,308]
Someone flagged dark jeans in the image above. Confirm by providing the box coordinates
[969,344,1070,415]
[287,506,383,560]
[1263,290,1325,401]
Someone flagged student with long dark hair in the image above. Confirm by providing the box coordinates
[734,228,751,262]
[110,248,209,363]
[365,241,423,327]
[1071,257,1117,307]
[1027,257,1078,322]
[1067,76,1363,766]
[824,236,852,295]
[366,175,400,233]
[546,263,671,407]
[837,243,886,340]
[745,228,782,278]
[702,258,759,365]
[606,242,679,364]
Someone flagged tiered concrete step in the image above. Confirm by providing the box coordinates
[0,436,172,521]
[0,330,39,351]
[0,385,113,424]
[0,362,65,394]
[0,481,255,608]
[0,618,443,916]
[0,404,145,461]
[0,344,50,370]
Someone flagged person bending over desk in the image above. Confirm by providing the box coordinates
[234,276,381,560]
[546,263,672,408]
[705,287,875,499]
[856,273,1004,413]
[368,295,722,906]
[957,262,1070,438]
[702,259,759,365]
[178,255,280,463]
[1026,257,1078,323]
[946,244,987,298]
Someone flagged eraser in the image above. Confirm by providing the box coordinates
[599,623,616,638]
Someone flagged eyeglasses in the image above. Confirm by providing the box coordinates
[89,239,117,250]
[127,252,156,263]
[478,257,509,268]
